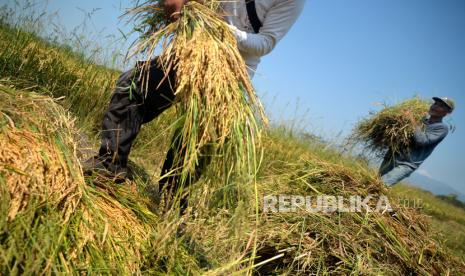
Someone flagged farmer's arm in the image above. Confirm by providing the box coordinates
[231,0,305,57]
[413,124,448,146]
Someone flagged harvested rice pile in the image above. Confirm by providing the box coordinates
[0,85,161,274]
[247,134,465,275]
[351,97,430,158]
[126,0,266,205]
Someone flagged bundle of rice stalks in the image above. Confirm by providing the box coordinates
[253,158,465,275]
[0,85,200,274]
[0,86,82,223]
[126,0,267,206]
[351,97,430,158]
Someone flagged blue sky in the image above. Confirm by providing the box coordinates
[4,0,464,194]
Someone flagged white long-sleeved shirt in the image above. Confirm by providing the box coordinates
[222,0,305,77]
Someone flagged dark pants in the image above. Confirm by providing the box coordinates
[97,59,203,209]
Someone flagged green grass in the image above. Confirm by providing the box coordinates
[1,8,465,275]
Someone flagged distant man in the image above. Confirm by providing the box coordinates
[85,0,305,209]
[379,97,455,186]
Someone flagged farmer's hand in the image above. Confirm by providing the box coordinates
[227,24,248,43]
[164,0,187,21]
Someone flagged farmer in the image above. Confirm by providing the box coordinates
[379,97,454,186]
[85,0,305,208]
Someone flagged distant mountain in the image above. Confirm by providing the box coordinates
[406,173,465,203]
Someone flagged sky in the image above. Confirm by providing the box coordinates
[3,0,465,194]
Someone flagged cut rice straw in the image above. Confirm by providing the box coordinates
[125,0,267,205]
[351,97,430,160]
